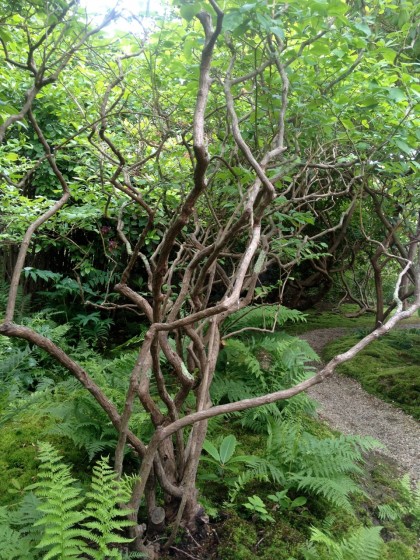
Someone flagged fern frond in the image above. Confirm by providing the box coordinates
[213,332,318,433]
[309,526,342,557]
[223,304,306,335]
[34,442,88,559]
[228,469,269,503]
[377,504,402,521]
[0,345,33,380]
[310,525,383,560]
[0,522,36,560]
[341,526,383,560]
[293,475,362,511]
[82,456,134,559]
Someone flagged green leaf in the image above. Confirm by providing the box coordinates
[202,440,220,462]
[223,11,244,32]
[388,88,405,102]
[0,28,11,43]
[270,26,285,40]
[327,0,348,16]
[354,22,371,36]
[219,435,237,465]
[180,3,201,22]
[380,47,397,64]
[394,139,414,155]
[240,3,257,12]
[4,152,19,161]
[290,496,307,508]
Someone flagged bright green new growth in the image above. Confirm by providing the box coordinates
[34,443,134,560]
[35,443,88,560]
[82,458,134,559]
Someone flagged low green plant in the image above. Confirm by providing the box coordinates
[200,434,253,483]
[82,459,135,559]
[33,443,134,560]
[305,525,383,560]
[267,489,307,511]
[34,443,91,559]
[0,493,41,560]
[243,495,274,523]
[228,417,382,513]
[71,312,113,347]
[377,475,420,526]
[221,304,307,336]
[213,332,318,432]
[0,416,47,505]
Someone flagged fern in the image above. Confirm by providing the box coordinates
[82,457,134,559]
[212,333,318,432]
[377,504,402,521]
[0,345,34,379]
[228,427,371,511]
[0,492,42,559]
[0,279,30,321]
[222,304,307,335]
[233,418,382,512]
[33,444,134,560]
[309,526,383,560]
[0,505,38,560]
[294,475,362,511]
[34,443,88,560]
[377,475,420,521]
[46,389,119,461]
[399,474,420,517]
[228,456,286,502]
[0,522,35,560]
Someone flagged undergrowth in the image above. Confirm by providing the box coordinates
[0,444,136,560]
[198,417,420,560]
[1,301,419,560]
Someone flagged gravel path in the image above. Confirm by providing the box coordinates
[301,327,420,483]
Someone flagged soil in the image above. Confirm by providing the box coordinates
[301,327,420,483]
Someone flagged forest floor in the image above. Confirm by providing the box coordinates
[301,326,420,483]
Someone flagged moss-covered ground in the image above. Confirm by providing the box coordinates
[323,329,420,419]
[1,306,419,560]
[285,304,420,335]
[168,417,420,560]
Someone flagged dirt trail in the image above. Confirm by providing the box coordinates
[301,327,420,483]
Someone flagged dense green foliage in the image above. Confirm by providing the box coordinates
[0,444,135,560]
[1,0,419,558]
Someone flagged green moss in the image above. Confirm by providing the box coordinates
[216,511,309,560]
[323,331,420,419]
[216,513,258,560]
[0,413,93,506]
[383,540,418,560]
[0,417,43,505]
[285,306,419,335]
[286,308,376,334]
